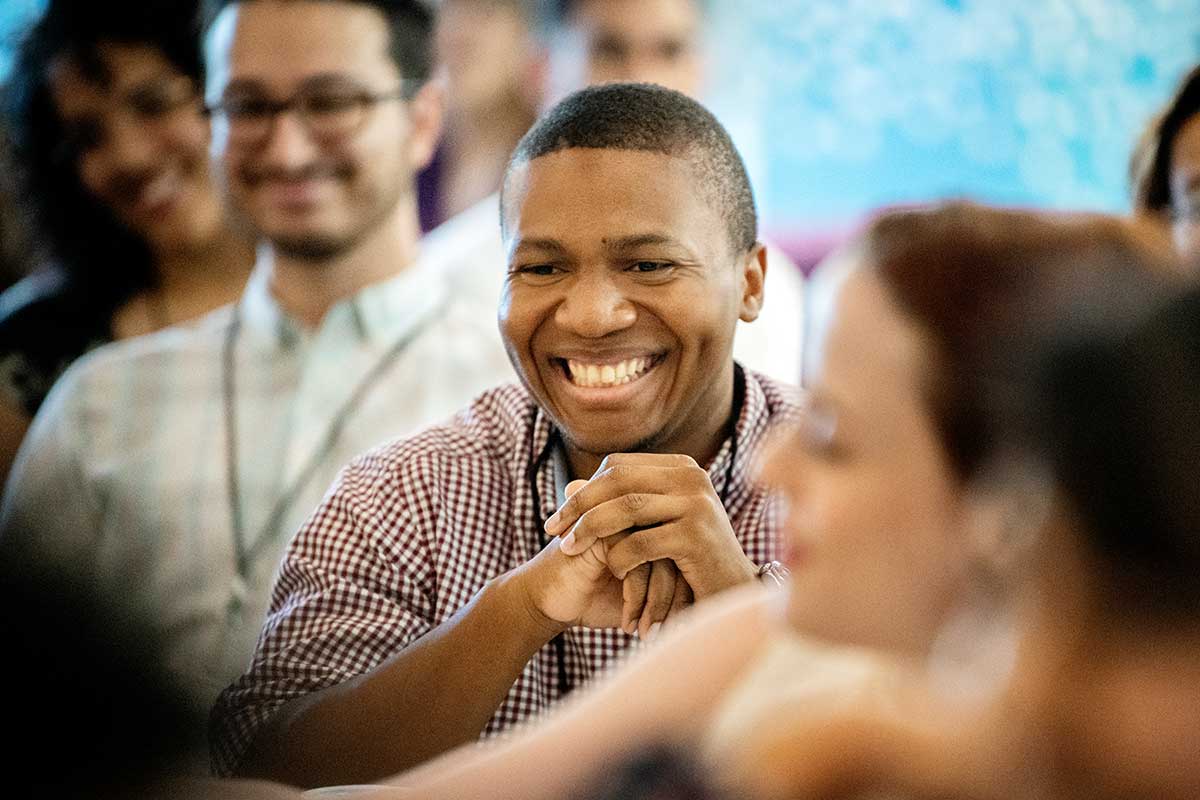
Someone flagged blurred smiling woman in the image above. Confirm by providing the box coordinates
[0,0,252,477]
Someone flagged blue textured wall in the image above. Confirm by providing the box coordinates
[0,0,43,84]
[707,0,1200,230]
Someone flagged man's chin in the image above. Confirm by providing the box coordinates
[270,233,352,262]
[559,426,661,463]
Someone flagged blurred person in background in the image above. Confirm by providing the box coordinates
[1129,63,1200,266]
[544,0,705,103]
[0,0,255,481]
[416,0,542,231]
[729,274,1200,800]
[3,557,303,798]
[1,0,513,753]
[0,124,33,289]
[315,205,1172,800]
[422,0,804,385]
[996,282,1200,800]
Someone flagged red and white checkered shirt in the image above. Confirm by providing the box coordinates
[211,368,798,775]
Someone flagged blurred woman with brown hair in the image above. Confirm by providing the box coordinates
[0,0,252,478]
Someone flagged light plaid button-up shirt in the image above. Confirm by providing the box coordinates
[211,367,798,775]
[0,250,515,717]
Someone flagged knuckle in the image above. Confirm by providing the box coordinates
[625,533,650,559]
[601,453,627,468]
[605,464,633,485]
[702,493,726,515]
[621,492,649,513]
[560,493,582,518]
[688,466,715,490]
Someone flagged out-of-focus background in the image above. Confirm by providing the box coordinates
[4,0,1197,256]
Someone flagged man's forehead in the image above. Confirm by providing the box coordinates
[572,0,701,37]
[504,148,695,218]
[502,147,731,255]
[205,1,396,92]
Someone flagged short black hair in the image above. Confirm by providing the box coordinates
[200,0,434,85]
[1131,64,1200,214]
[502,82,757,253]
[3,0,205,302]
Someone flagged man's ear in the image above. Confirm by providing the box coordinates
[405,76,446,171]
[739,242,768,323]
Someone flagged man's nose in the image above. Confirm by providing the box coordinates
[256,110,321,170]
[554,271,636,337]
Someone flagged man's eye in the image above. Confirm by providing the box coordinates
[519,264,559,276]
[302,92,361,116]
[631,261,671,273]
[128,89,179,117]
[592,36,627,61]
[224,98,274,120]
[658,40,686,61]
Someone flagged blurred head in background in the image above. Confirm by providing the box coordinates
[420,0,541,228]
[1130,63,1200,266]
[202,0,440,264]
[999,281,1200,800]
[435,0,541,121]
[547,0,706,102]
[761,203,1177,660]
[5,0,223,301]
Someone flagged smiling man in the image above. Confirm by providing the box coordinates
[212,83,798,786]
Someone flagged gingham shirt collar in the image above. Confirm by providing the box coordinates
[523,363,758,530]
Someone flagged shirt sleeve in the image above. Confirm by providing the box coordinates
[209,442,444,776]
[0,361,103,579]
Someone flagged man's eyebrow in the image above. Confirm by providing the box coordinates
[220,73,358,96]
[603,234,682,252]
[511,238,570,255]
[221,78,267,95]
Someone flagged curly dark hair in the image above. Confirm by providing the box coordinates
[1130,64,1200,215]
[502,81,757,254]
[3,0,205,306]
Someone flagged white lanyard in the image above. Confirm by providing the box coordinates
[221,297,442,616]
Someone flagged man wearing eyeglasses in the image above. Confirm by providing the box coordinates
[0,0,513,752]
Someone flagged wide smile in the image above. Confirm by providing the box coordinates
[548,352,668,407]
[123,165,187,220]
[259,177,333,210]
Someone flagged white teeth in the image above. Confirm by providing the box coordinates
[566,357,655,388]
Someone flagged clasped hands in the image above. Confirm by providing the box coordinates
[522,453,757,640]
